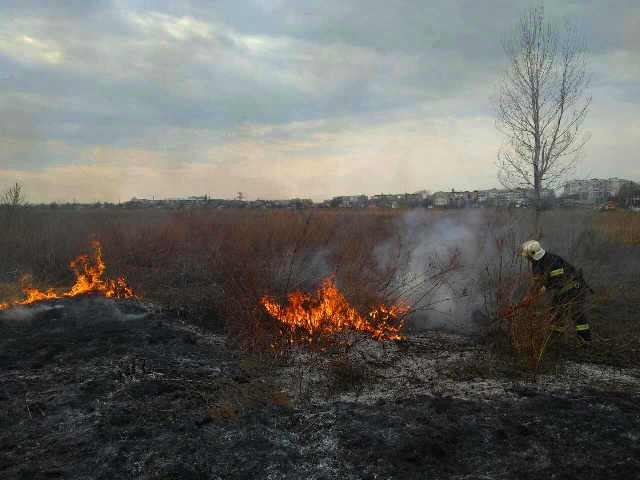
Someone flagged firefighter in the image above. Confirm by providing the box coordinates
[520,240,592,341]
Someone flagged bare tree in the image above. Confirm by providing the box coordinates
[1,182,26,209]
[496,5,591,226]
[1,182,27,228]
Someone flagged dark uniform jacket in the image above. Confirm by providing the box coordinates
[531,252,579,292]
[531,251,591,338]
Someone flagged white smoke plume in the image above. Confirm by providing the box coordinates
[378,209,527,332]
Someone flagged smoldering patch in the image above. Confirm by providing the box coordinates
[0,303,65,323]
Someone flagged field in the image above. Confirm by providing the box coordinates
[1,207,640,478]
[1,207,638,356]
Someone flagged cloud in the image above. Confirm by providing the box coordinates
[0,33,63,65]
[0,1,638,201]
[0,109,502,202]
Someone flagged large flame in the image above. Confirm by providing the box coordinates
[0,240,136,310]
[260,275,407,343]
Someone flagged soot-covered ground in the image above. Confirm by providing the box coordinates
[1,298,639,479]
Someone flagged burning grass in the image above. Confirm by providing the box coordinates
[0,240,137,310]
[260,275,408,349]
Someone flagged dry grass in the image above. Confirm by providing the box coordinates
[594,211,640,245]
[207,357,292,421]
[206,384,292,421]
[1,206,638,369]
[0,282,23,301]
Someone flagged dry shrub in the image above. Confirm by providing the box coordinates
[505,296,558,371]
[479,244,558,370]
[477,211,529,326]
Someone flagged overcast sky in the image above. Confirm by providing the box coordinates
[1,1,638,202]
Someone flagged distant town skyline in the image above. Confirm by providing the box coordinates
[1,1,639,202]
[25,176,637,208]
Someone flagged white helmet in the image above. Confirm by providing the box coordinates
[521,240,546,261]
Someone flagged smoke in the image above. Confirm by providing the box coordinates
[0,304,64,322]
[0,298,150,324]
[378,209,526,333]
[62,297,151,323]
[296,247,334,289]
[409,212,479,331]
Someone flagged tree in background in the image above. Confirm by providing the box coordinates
[495,5,591,230]
[1,182,26,209]
[1,182,27,227]
[615,182,640,209]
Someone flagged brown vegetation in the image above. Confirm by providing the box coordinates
[0,206,638,369]
[0,208,411,345]
[594,210,640,245]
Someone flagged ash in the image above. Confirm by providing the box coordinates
[1,298,639,479]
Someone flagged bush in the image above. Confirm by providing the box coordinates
[503,294,557,371]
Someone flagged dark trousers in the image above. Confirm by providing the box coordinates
[553,288,591,340]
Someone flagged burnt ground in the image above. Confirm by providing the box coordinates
[1,298,639,480]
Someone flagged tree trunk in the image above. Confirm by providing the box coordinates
[533,165,542,237]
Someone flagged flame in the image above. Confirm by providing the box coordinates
[260,275,407,344]
[0,240,136,310]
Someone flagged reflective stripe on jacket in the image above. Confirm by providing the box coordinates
[531,251,581,294]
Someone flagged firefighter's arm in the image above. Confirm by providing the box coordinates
[547,266,566,290]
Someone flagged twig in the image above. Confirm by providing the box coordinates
[25,395,32,419]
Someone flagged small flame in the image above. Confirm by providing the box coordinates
[0,240,136,310]
[260,275,407,344]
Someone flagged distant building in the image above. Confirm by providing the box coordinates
[263,198,313,209]
[452,190,478,207]
[431,188,553,208]
[430,190,478,208]
[413,190,431,201]
[477,189,497,205]
[563,178,634,204]
[370,193,425,208]
[330,195,369,208]
[498,188,530,207]
[431,192,451,208]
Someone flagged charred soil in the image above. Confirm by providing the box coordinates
[1,298,639,479]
